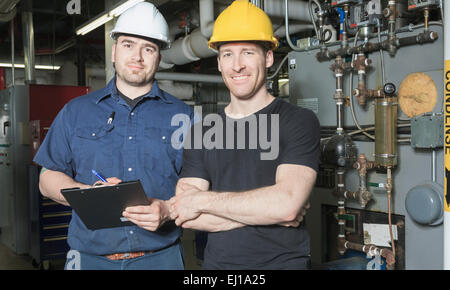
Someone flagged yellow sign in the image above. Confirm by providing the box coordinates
[445,60,450,212]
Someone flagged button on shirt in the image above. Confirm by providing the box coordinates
[33,77,193,255]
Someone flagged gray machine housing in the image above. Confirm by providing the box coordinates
[288,26,444,269]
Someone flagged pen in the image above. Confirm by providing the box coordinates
[107,112,115,125]
[91,169,107,183]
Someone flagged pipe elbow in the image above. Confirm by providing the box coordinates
[199,0,214,38]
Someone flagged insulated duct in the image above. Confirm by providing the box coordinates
[160,0,314,68]
[264,0,312,22]
[161,0,216,67]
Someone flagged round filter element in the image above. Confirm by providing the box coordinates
[398,72,437,118]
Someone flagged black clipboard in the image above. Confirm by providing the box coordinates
[61,180,150,230]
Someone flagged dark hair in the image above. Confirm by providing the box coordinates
[114,33,163,51]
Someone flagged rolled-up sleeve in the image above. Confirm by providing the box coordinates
[33,104,74,177]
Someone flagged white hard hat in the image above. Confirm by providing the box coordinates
[110,2,171,49]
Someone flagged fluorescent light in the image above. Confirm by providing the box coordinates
[76,13,113,36]
[75,0,145,36]
[110,0,145,17]
[0,63,61,70]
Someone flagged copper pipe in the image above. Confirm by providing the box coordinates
[386,167,396,259]
[343,240,396,270]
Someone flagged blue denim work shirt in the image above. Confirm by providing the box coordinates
[33,77,193,255]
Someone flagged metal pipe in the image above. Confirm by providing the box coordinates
[10,18,14,86]
[386,167,396,266]
[424,8,430,31]
[199,0,214,38]
[284,0,303,51]
[353,154,374,208]
[21,8,35,84]
[343,241,395,270]
[251,0,264,9]
[336,102,344,132]
[385,0,398,56]
[337,198,346,255]
[155,72,223,83]
[268,0,312,23]
[432,149,436,182]
[316,27,438,62]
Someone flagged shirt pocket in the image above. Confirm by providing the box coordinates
[144,127,182,177]
[72,124,114,178]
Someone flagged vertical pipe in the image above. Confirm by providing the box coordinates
[432,149,436,182]
[0,68,5,90]
[251,0,264,9]
[77,38,86,86]
[387,0,397,56]
[336,102,344,132]
[342,5,349,48]
[444,0,450,269]
[386,167,396,261]
[10,19,14,87]
[21,0,36,84]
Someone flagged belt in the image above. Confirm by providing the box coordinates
[105,251,150,261]
[104,240,180,261]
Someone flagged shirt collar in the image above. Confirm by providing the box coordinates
[95,76,173,104]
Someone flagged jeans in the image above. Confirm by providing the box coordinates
[65,242,184,270]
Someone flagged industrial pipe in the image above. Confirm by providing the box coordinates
[351,154,375,208]
[162,0,317,67]
[337,199,346,255]
[330,56,351,132]
[10,18,14,86]
[21,0,35,84]
[267,0,312,23]
[199,0,214,38]
[384,0,398,56]
[274,24,314,38]
[0,68,5,90]
[155,72,223,83]
[0,0,18,22]
[342,240,395,270]
[0,6,16,22]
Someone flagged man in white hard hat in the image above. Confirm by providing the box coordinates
[34,2,192,270]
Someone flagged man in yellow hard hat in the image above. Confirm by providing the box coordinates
[170,0,320,270]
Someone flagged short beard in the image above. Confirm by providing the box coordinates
[113,62,154,87]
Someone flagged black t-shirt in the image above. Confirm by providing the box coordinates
[118,89,146,109]
[180,98,320,270]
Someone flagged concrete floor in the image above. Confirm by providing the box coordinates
[0,229,201,270]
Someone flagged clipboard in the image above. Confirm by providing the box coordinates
[61,180,150,230]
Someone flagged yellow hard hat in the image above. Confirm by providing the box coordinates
[208,0,279,50]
